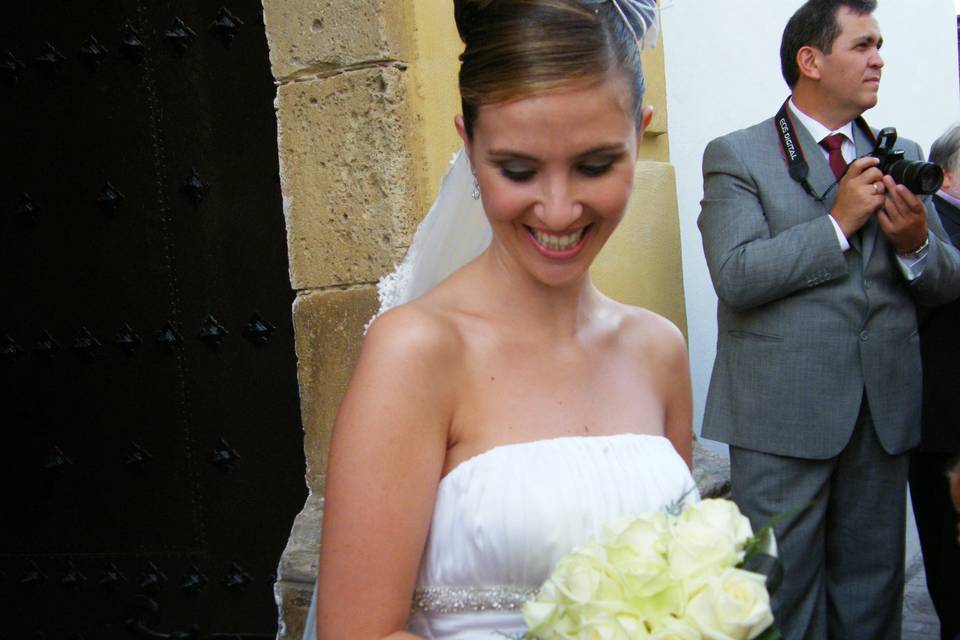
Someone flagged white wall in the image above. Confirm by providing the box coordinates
[662,0,960,449]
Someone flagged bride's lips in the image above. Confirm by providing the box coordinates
[525,224,592,259]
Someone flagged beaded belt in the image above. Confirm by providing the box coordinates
[411,585,539,613]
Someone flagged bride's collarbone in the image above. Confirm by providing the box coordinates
[452,378,665,441]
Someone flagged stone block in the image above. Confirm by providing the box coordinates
[262,0,412,81]
[591,160,687,335]
[293,286,379,495]
[275,490,324,639]
[692,439,731,499]
[641,41,668,138]
[275,578,314,640]
[277,491,324,585]
[277,67,419,290]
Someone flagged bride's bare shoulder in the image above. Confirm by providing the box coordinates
[361,299,464,371]
[605,300,687,362]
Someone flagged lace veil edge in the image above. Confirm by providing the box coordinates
[366,148,492,331]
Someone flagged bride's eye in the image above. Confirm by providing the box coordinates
[499,162,535,183]
[578,159,615,177]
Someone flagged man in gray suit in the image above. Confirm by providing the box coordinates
[698,1,960,638]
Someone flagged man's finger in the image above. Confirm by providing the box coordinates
[883,178,925,217]
[844,156,881,178]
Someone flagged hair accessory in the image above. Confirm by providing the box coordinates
[607,0,660,50]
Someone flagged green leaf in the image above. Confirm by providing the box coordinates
[753,627,783,640]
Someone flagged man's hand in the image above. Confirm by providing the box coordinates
[830,156,885,237]
[876,175,929,254]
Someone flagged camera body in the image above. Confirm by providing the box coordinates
[867,127,943,195]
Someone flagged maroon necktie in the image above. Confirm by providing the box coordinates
[820,134,847,181]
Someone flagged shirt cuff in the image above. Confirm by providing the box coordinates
[829,215,850,252]
[896,238,929,281]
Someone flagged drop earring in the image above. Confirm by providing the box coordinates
[471,173,481,200]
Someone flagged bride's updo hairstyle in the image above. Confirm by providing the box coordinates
[453,0,649,139]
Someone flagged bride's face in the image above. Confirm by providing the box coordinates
[458,73,651,288]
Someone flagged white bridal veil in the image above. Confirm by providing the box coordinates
[369,149,492,325]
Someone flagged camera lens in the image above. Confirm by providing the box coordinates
[887,159,944,195]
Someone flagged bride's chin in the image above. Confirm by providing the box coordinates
[528,258,596,289]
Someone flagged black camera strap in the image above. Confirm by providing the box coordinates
[773,98,874,203]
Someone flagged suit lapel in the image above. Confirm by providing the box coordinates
[795,119,840,203]
[934,195,960,245]
[853,124,878,264]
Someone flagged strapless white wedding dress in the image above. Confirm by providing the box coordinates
[302,433,697,639]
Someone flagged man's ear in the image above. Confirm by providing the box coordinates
[796,46,822,81]
[941,168,955,192]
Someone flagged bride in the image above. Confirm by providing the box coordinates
[306,0,697,637]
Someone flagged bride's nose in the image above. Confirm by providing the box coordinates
[533,178,583,231]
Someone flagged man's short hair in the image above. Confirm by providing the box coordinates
[780,0,878,89]
[929,123,960,174]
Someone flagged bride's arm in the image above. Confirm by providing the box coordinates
[314,306,458,639]
[652,320,693,469]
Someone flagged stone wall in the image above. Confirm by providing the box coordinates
[260,2,722,637]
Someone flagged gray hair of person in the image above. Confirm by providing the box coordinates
[929,122,960,173]
[780,0,878,89]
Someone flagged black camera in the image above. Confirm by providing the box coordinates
[867,127,943,195]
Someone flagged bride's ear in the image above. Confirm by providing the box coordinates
[454,115,473,159]
[636,106,654,151]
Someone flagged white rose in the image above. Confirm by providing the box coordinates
[668,499,753,590]
[549,543,623,604]
[605,512,674,601]
[523,580,561,633]
[576,609,649,640]
[685,568,774,640]
[648,616,702,640]
[524,581,580,640]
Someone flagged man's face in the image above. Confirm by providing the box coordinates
[815,7,884,120]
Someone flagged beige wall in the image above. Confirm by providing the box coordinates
[590,42,686,334]
[262,1,684,635]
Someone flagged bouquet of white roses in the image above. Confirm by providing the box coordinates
[522,498,778,640]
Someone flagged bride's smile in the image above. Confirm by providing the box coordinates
[526,224,590,257]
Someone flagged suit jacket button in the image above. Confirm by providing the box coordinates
[864,279,872,290]
[859,330,869,341]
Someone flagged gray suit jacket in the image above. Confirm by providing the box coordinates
[698,113,960,459]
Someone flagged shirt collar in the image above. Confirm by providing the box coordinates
[788,98,855,145]
[937,189,960,209]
